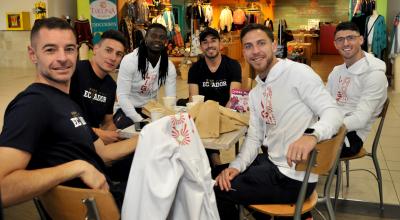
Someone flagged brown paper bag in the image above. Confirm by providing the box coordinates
[219,106,249,126]
[142,100,175,118]
[187,102,202,120]
[195,100,220,138]
[220,114,239,134]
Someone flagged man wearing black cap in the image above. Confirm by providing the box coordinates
[188,28,242,107]
[188,28,242,166]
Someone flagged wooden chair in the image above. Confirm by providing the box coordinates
[335,98,390,210]
[37,185,120,220]
[0,190,3,220]
[247,125,346,220]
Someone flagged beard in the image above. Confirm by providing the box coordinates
[204,48,220,60]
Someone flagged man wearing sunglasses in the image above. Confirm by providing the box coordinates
[327,21,388,158]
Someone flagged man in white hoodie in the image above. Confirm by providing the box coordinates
[327,21,388,158]
[214,24,343,220]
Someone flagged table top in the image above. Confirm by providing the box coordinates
[202,126,247,150]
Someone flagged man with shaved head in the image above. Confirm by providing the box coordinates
[0,17,137,208]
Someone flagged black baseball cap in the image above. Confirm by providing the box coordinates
[199,28,220,42]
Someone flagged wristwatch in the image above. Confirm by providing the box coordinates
[303,128,320,142]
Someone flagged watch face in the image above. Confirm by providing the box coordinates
[304,128,315,134]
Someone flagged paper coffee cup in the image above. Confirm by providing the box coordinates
[186,102,196,110]
[163,96,176,110]
[150,108,164,122]
[192,95,204,103]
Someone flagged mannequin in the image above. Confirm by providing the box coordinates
[367,9,379,52]
[363,6,387,59]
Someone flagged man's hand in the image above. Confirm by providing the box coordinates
[79,161,109,191]
[286,135,317,167]
[94,128,120,144]
[215,167,239,191]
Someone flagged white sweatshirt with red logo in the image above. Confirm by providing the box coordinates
[230,59,343,182]
[117,48,177,122]
[327,51,387,143]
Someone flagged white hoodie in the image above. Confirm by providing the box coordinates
[230,59,343,182]
[117,48,177,122]
[122,113,220,220]
[327,51,388,143]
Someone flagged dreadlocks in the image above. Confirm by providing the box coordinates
[137,24,169,86]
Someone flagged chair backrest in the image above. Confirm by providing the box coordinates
[38,185,120,220]
[296,125,347,174]
[372,98,390,153]
[293,125,346,220]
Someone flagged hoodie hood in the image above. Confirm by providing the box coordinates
[255,59,295,85]
[346,51,386,75]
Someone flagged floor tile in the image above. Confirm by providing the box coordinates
[317,170,398,205]
[387,161,400,171]
[382,147,400,162]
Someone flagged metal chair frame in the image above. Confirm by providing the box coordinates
[242,125,346,220]
[335,99,390,210]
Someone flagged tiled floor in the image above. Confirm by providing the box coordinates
[1,55,400,219]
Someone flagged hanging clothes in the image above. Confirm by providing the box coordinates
[74,19,93,48]
[135,0,149,24]
[162,9,176,39]
[353,0,362,16]
[203,4,213,26]
[152,14,167,27]
[363,14,387,59]
[195,4,205,25]
[219,7,233,32]
[119,17,135,52]
[389,13,400,58]
[127,0,137,19]
[121,113,220,220]
[357,0,376,17]
[276,19,293,58]
[185,4,193,29]
[351,13,367,37]
[233,8,246,25]
[264,18,274,31]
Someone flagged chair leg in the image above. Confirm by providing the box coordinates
[334,162,342,210]
[239,205,245,220]
[33,198,50,220]
[372,154,384,210]
[345,160,350,187]
[325,195,336,220]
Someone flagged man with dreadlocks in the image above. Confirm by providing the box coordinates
[117,23,177,123]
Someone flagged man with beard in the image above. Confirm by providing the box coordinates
[70,30,126,144]
[188,28,242,167]
[327,21,387,158]
[116,23,177,124]
[0,17,138,208]
[213,24,343,220]
[188,27,242,107]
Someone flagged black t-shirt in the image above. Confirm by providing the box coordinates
[188,55,242,106]
[0,83,106,188]
[70,60,116,128]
